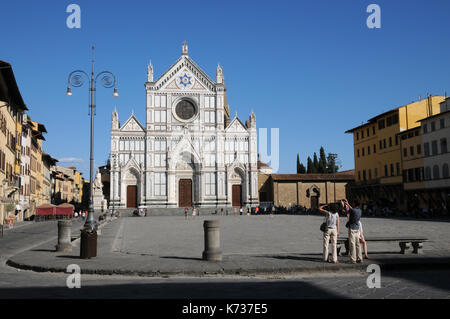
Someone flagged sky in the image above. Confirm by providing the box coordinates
[2,0,450,178]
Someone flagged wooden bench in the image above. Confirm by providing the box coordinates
[336,237,428,255]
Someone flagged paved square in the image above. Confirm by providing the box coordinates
[115,215,450,258]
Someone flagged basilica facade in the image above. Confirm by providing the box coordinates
[109,43,258,209]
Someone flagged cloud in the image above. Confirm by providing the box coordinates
[58,157,85,163]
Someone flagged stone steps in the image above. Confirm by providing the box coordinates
[103,207,241,216]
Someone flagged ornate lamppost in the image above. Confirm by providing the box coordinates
[66,46,118,235]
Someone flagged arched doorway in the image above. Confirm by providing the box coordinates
[230,167,245,207]
[176,152,197,208]
[122,169,140,208]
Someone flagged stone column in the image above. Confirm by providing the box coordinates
[202,220,222,261]
[56,220,72,252]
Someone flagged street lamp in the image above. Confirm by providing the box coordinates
[66,45,118,233]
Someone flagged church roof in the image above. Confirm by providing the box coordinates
[120,112,145,132]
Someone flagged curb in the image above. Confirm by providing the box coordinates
[7,256,450,278]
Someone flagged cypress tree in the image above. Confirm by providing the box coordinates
[307,157,313,174]
[313,152,319,173]
[319,147,327,173]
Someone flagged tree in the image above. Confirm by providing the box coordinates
[297,154,306,174]
[307,157,313,174]
[327,153,340,174]
[313,152,319,173]
[319,147,327,173]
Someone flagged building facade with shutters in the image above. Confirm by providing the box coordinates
[110,43,258,209]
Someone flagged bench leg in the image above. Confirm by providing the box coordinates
[412,242,424,255]
[399,242,412,254]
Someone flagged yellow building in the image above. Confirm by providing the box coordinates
[52,165,84,207]
[0,60,28,224]
[346,95,445,208]
[28,119,46,213]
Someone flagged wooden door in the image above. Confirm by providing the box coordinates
[179,179,192,208]
[232,185,242,207]
[311,196,319,211]
[127,185,137,208]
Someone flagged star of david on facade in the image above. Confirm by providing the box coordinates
[178,73,192,87]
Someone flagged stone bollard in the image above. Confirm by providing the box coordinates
[56,220,72,252]
[202,220,222,261]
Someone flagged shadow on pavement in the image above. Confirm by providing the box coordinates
[0,281,347,299]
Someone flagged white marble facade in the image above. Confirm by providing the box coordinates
[110,43,258,209]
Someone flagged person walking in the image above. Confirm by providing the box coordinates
[192,206,197,219]
[184,207,189,220]
[239,207,243,215]
[342,199,363,264]
[319,203,340,263]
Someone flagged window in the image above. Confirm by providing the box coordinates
[372,126,376,135]
[356,132,359,140]
[363,170,367,181]
[433,165,440,180]
[416,167,423,181]
[441,138,447,153]
[204,111,216,123]
[383,139,386,149]
[378,119,385,130]
[432,140,438,156]
[367,128,370,137]
[358,171,361,181]
[417,144,421,155]
[384,165,388,177]
[443,164,449,179]
[154,110,166,123]
[424,143,430,157]
[362,148,365,156]
[390,164,394,176]
[154,173,166,196]
[357,149,360,157]
[403,148,407,157]
[431,122,436,132]
[392,114,399,124]
[367,146,371,155]
[425,167,431,180]
[408,169,414,182]
[387,116,392,126]
[389,137,392,147]
[205,173,216,196]
[374,168,378,178]
[373,144,376,153]
[440,118,445,129]
[396,162,400,176]
[154,154,166,167]
[361,130,364,139]
[379,140,382,150]
[423,124,428,134]
[410,146,414,156]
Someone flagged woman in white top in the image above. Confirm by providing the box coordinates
[319,204,340,263]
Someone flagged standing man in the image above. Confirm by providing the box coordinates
[342,199,363,264]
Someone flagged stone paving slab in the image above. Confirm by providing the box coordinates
[6,215,450,277]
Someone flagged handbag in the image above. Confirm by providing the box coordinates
[320,214,328,232]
